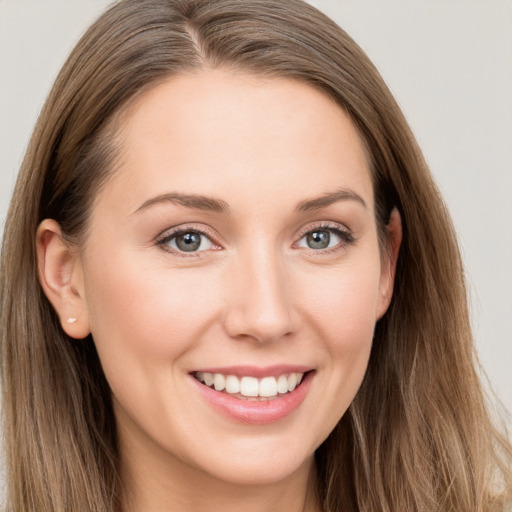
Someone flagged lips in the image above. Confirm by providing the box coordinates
[190,366,315,424]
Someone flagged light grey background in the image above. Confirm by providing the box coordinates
[1,0,511,424]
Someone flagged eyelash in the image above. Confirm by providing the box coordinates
[295,223,356,254]
[156,225,219,258]
[156,222,356,257]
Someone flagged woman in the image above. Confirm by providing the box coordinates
[1,0,511,511]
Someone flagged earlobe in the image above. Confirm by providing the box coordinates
[376,208,402,319]
[36,219,90,339]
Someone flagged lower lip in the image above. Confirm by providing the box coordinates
[190,372,314,424]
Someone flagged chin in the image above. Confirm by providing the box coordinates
[202,452,314,487]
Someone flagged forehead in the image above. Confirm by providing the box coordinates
[95,69,373,217]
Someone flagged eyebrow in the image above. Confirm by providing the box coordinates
[133,187,367,216]
[133,192,230,215]
[296,188,367,212]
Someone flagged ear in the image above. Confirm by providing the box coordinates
[36,219,90,339]
[376,208,402,320]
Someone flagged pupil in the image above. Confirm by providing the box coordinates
[176,232,201,252]
[307,230,330,249]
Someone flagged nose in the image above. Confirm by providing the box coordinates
[223,245,300,344]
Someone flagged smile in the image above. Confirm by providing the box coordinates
[190,367,314,424]
[195,371,304,399]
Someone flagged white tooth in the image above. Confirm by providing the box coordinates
[296,372,304,384]
[213,373,225,391]
[196,371,204,382]
[203,372,214,387]
[259,376,278,397]
[240,376,259,397]
[225,375,241,394]
[287,373,297,392]
[277,374,288,394]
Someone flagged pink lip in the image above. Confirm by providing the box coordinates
[190,369,315,425]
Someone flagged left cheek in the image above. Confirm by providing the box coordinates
[302,262,382,340]
[303,264,379,392]
[320,273,378,396]
[295,269,379,440]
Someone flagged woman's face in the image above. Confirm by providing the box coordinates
[71,70,397,486]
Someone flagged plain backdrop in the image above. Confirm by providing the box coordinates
[1,0,511,446]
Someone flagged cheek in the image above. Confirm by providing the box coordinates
[286,256,382,445]
[82,251,222,385]
[300,255,381,385]
[300,256,382,345]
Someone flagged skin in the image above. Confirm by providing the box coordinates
[37,69,401,512]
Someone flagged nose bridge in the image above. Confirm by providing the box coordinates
[223,239,298,343]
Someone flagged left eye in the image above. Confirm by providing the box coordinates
[161,230,213,253]
[297,228,344,250]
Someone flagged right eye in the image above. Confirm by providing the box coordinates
[158,229,214,254]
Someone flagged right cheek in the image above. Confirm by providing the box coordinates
[88,266,224,353]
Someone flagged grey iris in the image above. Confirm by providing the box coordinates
[307,230,330,249]
[176,232,201,252]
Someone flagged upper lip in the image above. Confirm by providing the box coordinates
[189,364,314,379]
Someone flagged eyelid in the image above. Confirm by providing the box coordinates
[154,221,355,257]
[295,221,351,239]
[156,224,222,255]
[294,221,356,252]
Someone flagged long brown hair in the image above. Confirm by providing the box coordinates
[1,1,511,510]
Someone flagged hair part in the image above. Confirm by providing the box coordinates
[1,1,511,511]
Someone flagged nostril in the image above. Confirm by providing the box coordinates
[223,307,299,344]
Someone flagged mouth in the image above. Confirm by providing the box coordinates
[193,371,307,401]
[190,367,314,424]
